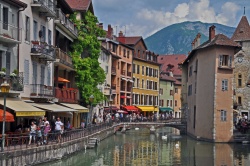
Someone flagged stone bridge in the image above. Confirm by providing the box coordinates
[114,118,187,134]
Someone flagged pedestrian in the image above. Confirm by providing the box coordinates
[81,120,85,128]
[43,122,51,144]
[28,121,37,145]
[37,118,44,146]
[55,117,64,143]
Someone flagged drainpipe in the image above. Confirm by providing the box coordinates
[17,7,27,73]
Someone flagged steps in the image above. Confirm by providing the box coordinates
[233,134,248,143]
[87,138,98,149]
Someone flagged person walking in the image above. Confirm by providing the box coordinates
[55,117,64,143]
[43,122,51,144]
[28,121,37,145]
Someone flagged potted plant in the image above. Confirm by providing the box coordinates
[0,68,6,77]
[10,69,18,78]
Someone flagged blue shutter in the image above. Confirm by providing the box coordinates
[24,60,29,85]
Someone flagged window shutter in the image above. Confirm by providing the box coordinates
[219,55,223,66]
[229,56,232,67]
[222,80,225,91]
[225,80,228,90]
[24,60,29,85]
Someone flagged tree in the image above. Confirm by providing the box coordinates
[71,11,106,104]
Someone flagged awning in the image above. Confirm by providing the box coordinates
[0,98,45,116]
[31,103,76,112]
[56,77,70,83]
[137,106,158,112]
[159,107,173,112]
[0,109,15,122]
[121,78,127,81]
[59,103,89,113]
[123,106,138,112]
[104,106,119,111]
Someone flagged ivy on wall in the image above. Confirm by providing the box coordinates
[71,11,106,104]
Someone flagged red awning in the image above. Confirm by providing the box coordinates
[120,96,126,99]
[123,106,138,112]
[0,110,15,122]
[104,106,119,111]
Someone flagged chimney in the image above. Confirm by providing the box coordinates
[99,23,103,29]
[196,33,201,47]
[107,24,112,38]
[209,25,216,41]
[119,31,124,37]
[192,41,195,50]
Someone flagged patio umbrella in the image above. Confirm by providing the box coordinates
[0,109,15,122]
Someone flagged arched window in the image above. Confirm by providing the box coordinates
[238,74,242,87]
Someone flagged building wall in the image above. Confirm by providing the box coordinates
[19,0,54,98]
[174,84,182,118]
[159,80,174,109]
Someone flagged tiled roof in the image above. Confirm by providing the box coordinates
[231,16,250,41]
[160,74,176,82]
[158,55,186,76]
[66,0,91,11]
[184,34,240,64]
[122,37,141,45]
[174,79,182,85]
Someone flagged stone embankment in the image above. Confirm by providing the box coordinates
[0,126,114,166]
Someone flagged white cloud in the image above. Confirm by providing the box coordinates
[216,2,240,25]
[174,3,189,18]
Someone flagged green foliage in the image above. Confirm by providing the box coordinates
[1,68,6,72]
[71,11,106,104]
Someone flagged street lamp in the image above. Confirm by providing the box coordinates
[1,81,10,152]
[88,95,94,126]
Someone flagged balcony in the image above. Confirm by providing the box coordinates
[30,84,54,98]
[54,9,78,39]
[31,0,56,17]
[55,48,74,70]
[121,70,126,75]
[111,67,116,75]
[54,87,78,103]
[121,86,126,91]
[30,41,55,61]
[0,73,24,92]
[127,71,132,77]
[0,21,21,45]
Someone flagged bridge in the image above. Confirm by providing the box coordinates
[113,118,187,134]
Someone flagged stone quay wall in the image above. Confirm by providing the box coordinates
[0,127,115,166]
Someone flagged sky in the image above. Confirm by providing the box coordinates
[93,0,250,38]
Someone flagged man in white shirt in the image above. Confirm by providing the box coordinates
[55,117,64,143]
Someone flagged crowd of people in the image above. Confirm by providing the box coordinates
[235,114,249,134]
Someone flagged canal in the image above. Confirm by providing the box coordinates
[40,127,250,166]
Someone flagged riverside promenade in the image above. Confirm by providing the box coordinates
[0,119,182,165]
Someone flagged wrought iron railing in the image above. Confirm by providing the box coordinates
[56,9,78,36]
[0,21,21,42]
[0,73,24,91]
[55,48,73,68]
[31,41,55,60]
[54,87,78,103]
[32,0,56,15]
[30,84,54,97]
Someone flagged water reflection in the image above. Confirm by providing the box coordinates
[40,127,250,166]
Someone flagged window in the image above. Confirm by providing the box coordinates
[137,78,139,88]
[127,50,130,58]
[175,100,177,107]
[189,65,193,77]
[32,62,37,84]
[222,79,228,91]
[171,82,173,87]
[25,16,30,41]
[133,64,135,73]
[137,65,140,74]
[167,100,169,106]
[238,74,242,87]
[105,66,108,73]
[142,79,144,88]
[170,100,172,107]
[47,66,51,86]
[170,90,173,95]
[160,88,163,95]
[238,96,242,105]
[219,55,232,67]
[142,66,144,75]
[123,49,126,57]
[41,65,45,85]
[48,29,52,45]
[160,100,164,107]
[175,88,178,93]
[221,110,227,121]
[3,7,8,30]
[40,25,46,42]
[146,67,149,76]
[188,85,192,96]
[33,21,38,41]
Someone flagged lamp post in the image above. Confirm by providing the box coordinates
[1,81,10,152]
[88,95,94,126]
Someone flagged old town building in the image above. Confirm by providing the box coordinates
[181,26,240,142]
[231,15,250,118]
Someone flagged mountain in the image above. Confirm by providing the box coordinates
[145,21,236,55]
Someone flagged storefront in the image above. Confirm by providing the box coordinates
[136,106,159,116]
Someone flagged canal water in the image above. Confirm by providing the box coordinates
[42,127,250,166]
